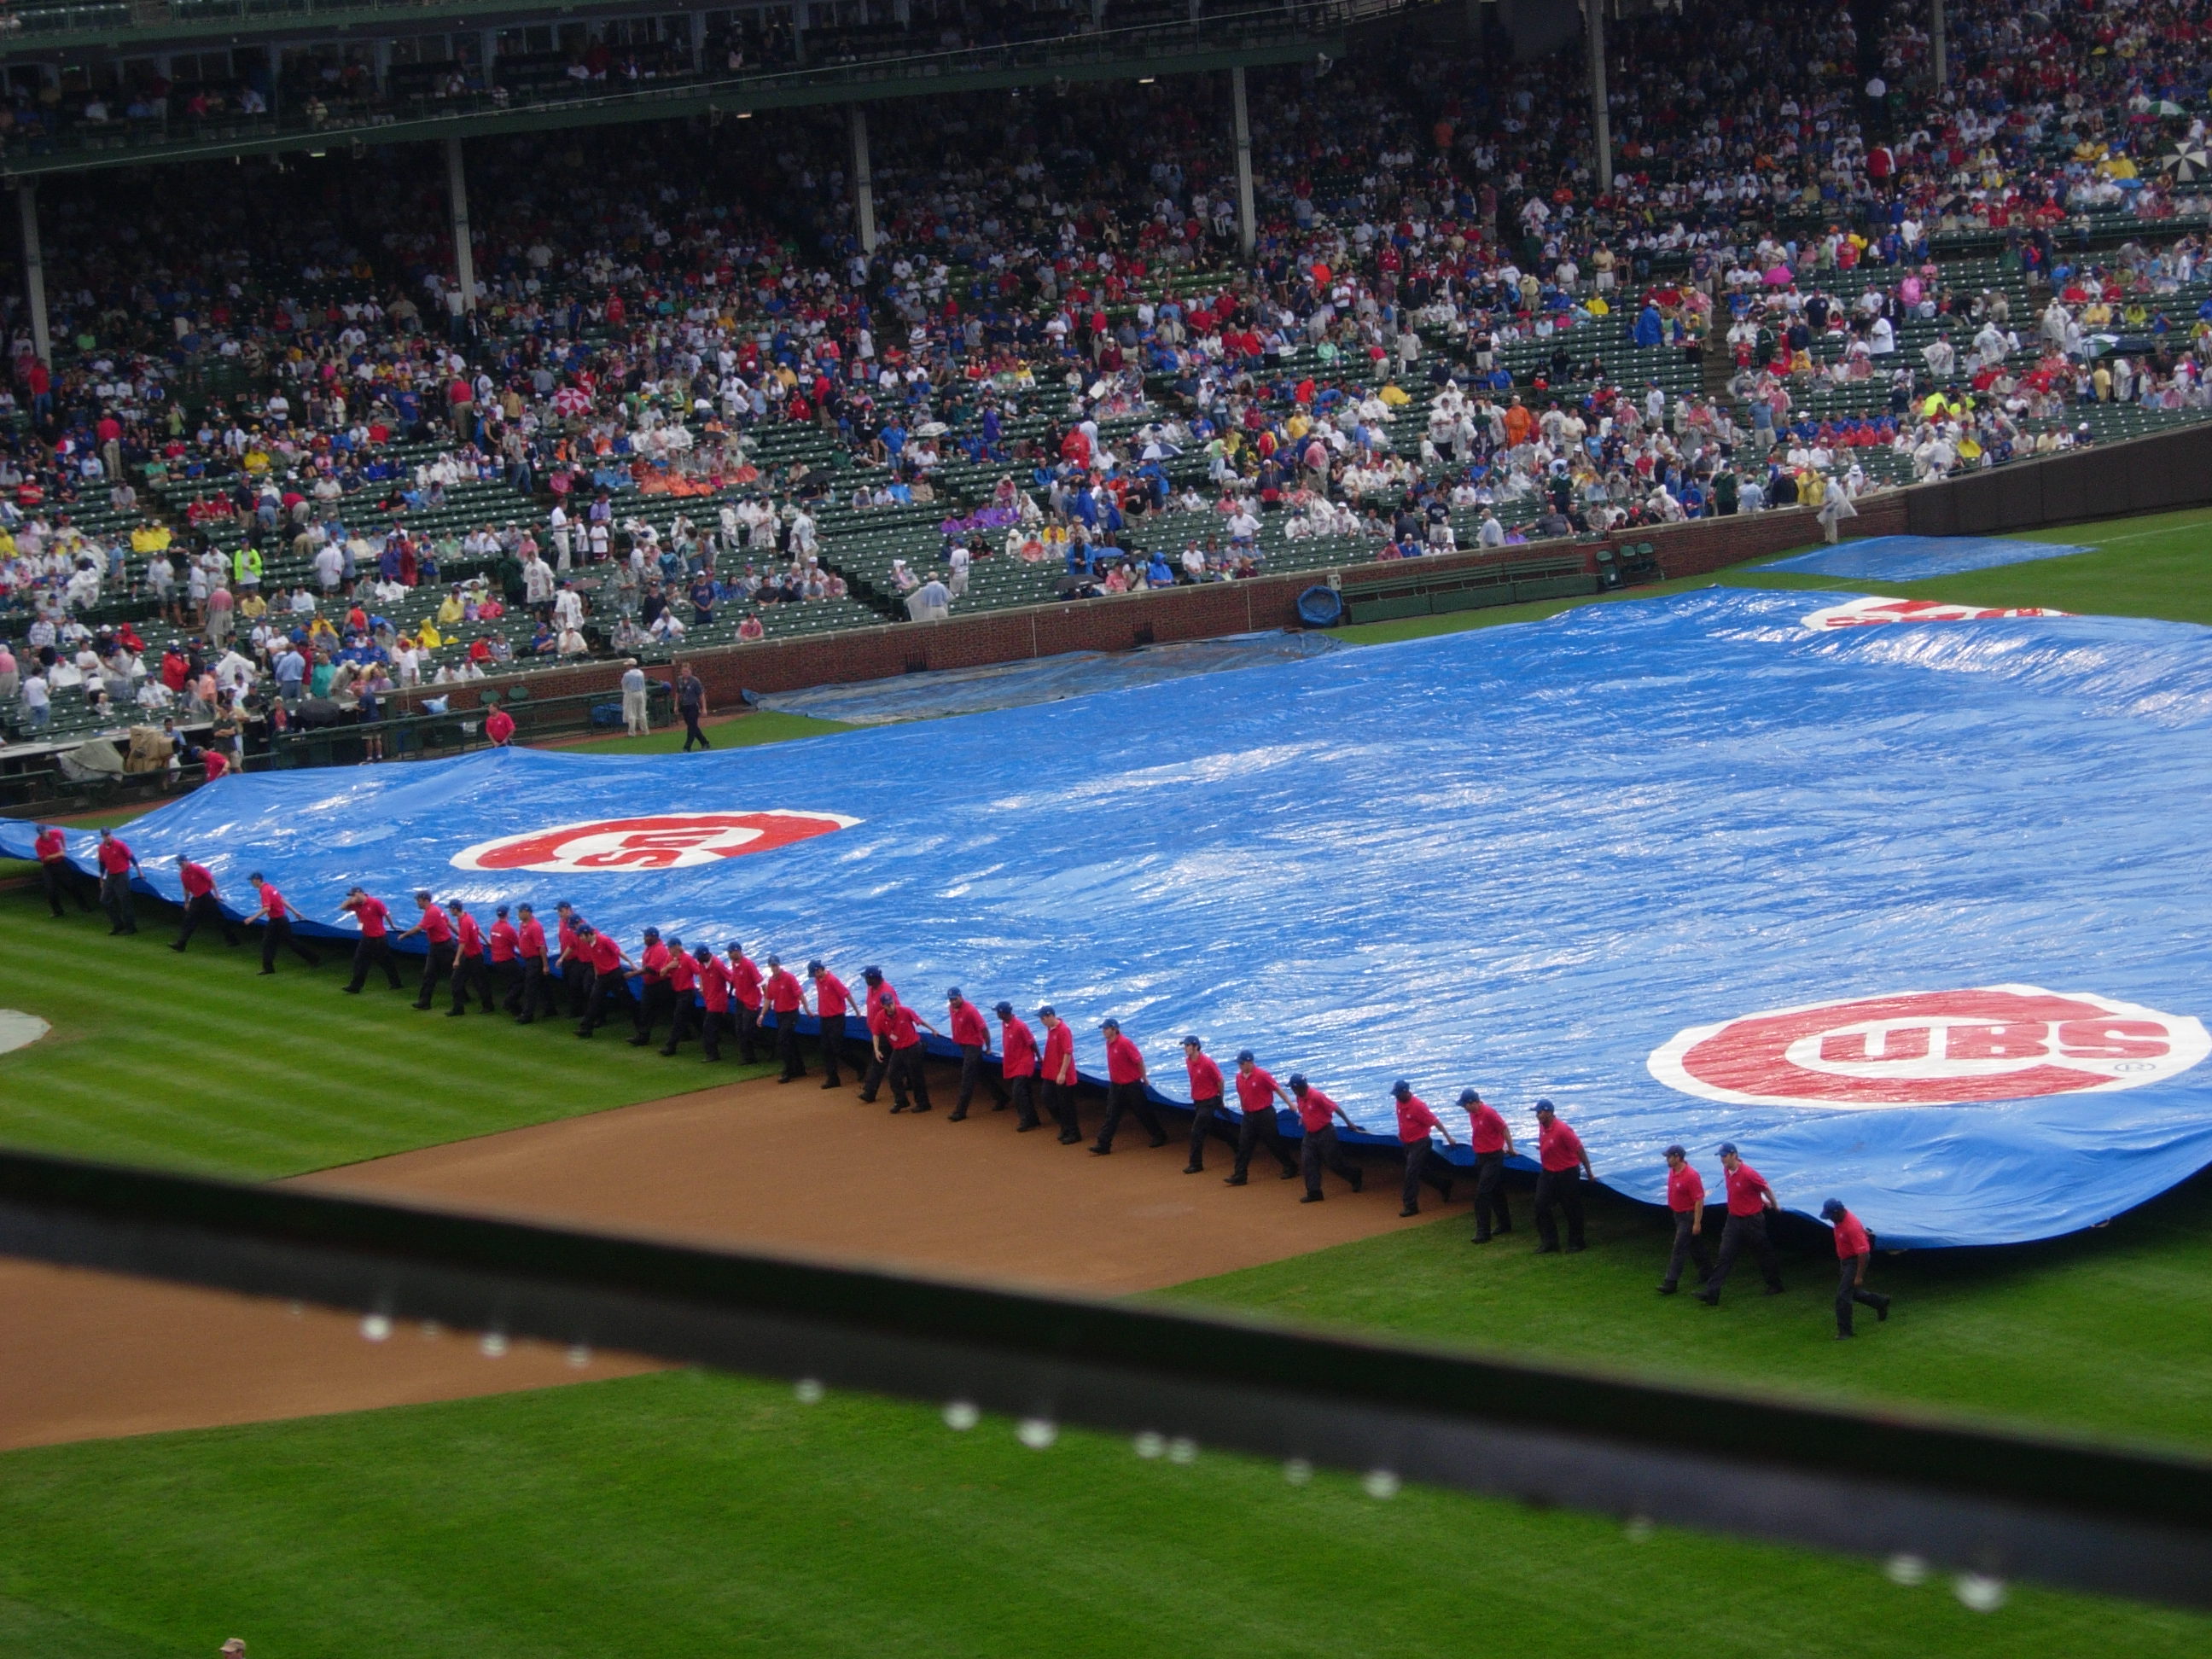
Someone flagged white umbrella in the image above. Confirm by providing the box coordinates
[2165,143,2210,181]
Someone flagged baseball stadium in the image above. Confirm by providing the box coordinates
[3,0,2211,1652]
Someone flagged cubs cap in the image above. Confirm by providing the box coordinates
[993,1000,1014,1017]
[1288,1073,1308,1091]
[1183,1034,1202,1047]
[1458,1088,1481,1106]
[1665,1144,1686,1160]
[1718,1142,1738,1156]
[1100,1017,1120,1030]
[1534,1100,1556,1115]
[1390,1079,1412,1098]
[1821,1198,1847,1221]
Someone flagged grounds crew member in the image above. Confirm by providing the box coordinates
[1696,1144,1786,1304]
[243,871,321,973]
[1390,1080,1457,1217]
[763,953,806,1079]
[946,988,1007,1120]
[876,991,937,1112]
[96,828,141,934]
[339,886,403,992]
[1464,1090,1514,1242]
[806,960,852,1087]
[1290,1074,1365,1202]
[1225,1051,1301,1185]
[656,937,700,1053]
[728,943,765,1064]
[1091,1018,1167,1154]
[172,853,241,952]
[1822,1198,1891,1337]
[33,823,90,917]
[997,1002,1043,1130]
[574,923,637,1036]
[445,899,494,1015]
[514,904,550,1022]
[555,901,592,1018]
[1531,1100,1590,1254]
[693,945,734,1061]
[398,889,457,1010]
[1039,1005,1080,1142]
[487,905,521,1011]
[1657,1144,1714,1294]
[630,928,675,1047]
[854,967,901,1102]
[1181,1036,1238,1173]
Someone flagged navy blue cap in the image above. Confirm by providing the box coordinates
[446,898,464,911]
[495,905,509,917]
[1718,1141,1738,1156]
[1458,1088,1480,1106]
[993,1000,1014,1017]
[1236,1049,1256,1063]
[1665,1144,1686,1160]
[1390,1079,1412,1097]
[1183,1034,1202,1047]
[1288,1074,1308,1091]
[862,965,883,982]
[1534,1100,1556,1115]
[643,927,660,940]
[1821,1198,1846,1221]
[1100,1017,1120,1030]
[947,987,963,1000]
[807,959,824,975]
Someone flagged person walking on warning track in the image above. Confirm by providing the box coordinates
[997,1002,1044,1131]
[629,927,675,1047]
[1657,1144,1714,1295]
[574,923,637,1037]
[1822,1199,1890,1337]
[1225,1051,1301,1185]
[1531,1100,1591,1254]
[398,889,457,1010]
[1091,1019,1167,1155]
[764,953,807,1080]
[1290,1074,1365,1202]
[1464,1090,1515,1242]
[514,904,550,1022]
[728,943,765,1064]
[877,991,937,1112]
[694,945,734,1061]
[1181,1037,1238,1173]
[33,824,90,917]
[677,662,711,751]
[620,658,649,737]
[946,988,1007,1120]
[172,853,241,952]
[806,960,851,1086]
[1390,1080,1457,1217]
[658,938,700,1054]
[445,899,494,1015]
[243,871,321,973]
[340,886,404,993]
[96,828,141,934]
[1039,1006,1080,1142]
[1696,1144,1786,1304]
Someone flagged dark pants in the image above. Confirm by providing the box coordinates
[174,893,239,951]
[260,914,321,971]
[633,980,675,1045]
[699,1006,728,1061]
[661,993,698,1053]
[771,1010,806,1078]
[818,1012,846,1084]
[1662,1210,1714,1289]
[1471,1150,1512,1239]
[100,870,137,933]
[1008,1074,1039,1129]
[1400,1137,1454,1212]
[1095,1080,1165,1151]
[578,971,632,1035]
[1232,1108,1300,1180]
[887,1042,930,1109]
[517,957,550,1022]
[449,952,493,1014]
[952,1042,1006,1116]
[681,706,709,750]
[346,934,402,992]
[1185,1095,1239,1170]
[493,958,522,1013]
[41,859,90,917]
[1041,1078,1078,1139]
[1705,1211,1784,1299]
[1835,1255,1890,1335]
[414,940,457,1009]
[563,961,594,1018]
[1301,1124,1360,1196]
[1534,1167,1586,1250]
[734,1002,762,1063]
[862,1036,907,1106]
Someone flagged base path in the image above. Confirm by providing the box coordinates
[1,1068,1429,1449]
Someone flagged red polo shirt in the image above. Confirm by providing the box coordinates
[455,913,483,956]
[640,941,672,984]
[97,837,133,875]
[1394,1094,1442,1143]
[1667,1162,1706,1214]
[666,951,697,994]
[586,934,623,975]
[257,881,291,921]
[731,954,763,1009]
[815,971,849,1017]
[1234,1066,1280,1114]
[1041,1022,1075,1086]
[698,958,731,1012]
[1724,1161,1773,1216]
[1537,1118,1585,1173]
[418,905,453,946]
[1293,1086,1338,1135]
[949,1001,989,1046]
[517,918,546,962]
[765,968,801,1014]
[178,860,215,899]
[1185,1051,1225,1102]
[1831,1208,1871,1258]
[1000,1016,1038,1078]
[885,1003,923,1050]
[1104,1033,1145,1086]
[556,917,581,961]
[352,895,390,937]
[1467,1101,1508,1154]
[34,828,64,863]
[488,920,520,963]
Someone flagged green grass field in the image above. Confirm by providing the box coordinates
[3,504,2209,1656]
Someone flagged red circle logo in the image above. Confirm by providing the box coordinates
[450,811,859,875]
[1649,985,2209,1109]
[1802,596,2069,630]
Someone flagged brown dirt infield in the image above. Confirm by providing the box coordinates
[2,1065,1435,1450]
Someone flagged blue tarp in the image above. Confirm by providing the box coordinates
[749,629,1341,725]
[10,588,2210,1249]
[1761,533,2088,579]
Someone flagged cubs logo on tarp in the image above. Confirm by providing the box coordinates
[1803,596,2069,631]
[1649,986,2209,1109]
[451,811,859,874]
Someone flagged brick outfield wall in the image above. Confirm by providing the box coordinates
[411,419,2207,719]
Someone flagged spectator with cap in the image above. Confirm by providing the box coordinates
[805,959,852,1087]
[1289,1074,1365,1203]
[1225,1050,1301,1185]
[996,1001,1042,1132]
[1822,1198,1890,1338]
[1657,1144,1714,1295]
[1696,1144,1785,1305]
[1038,1005,1080,1143]
[944,987,1005,1121]
[1463,1089,1515,1243]
[1091,1018,1167,1155]
[1389,1080,1457,1218]
[1531,1100,1591,1254]
[1180,1036,1237,1174]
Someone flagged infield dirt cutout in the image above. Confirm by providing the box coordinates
[3,1063,1431,1449]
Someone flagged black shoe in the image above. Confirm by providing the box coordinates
[1564,1243,1586,1254]
[1183,1165,1203,1175]
[1399,1206,1419,1218]
[857,1093,878,1104]
[1016,1122,1039,1133]
[889,1103,907,1114]
[1058,1133,1082,1144]
[909,1103,931,1114]
[1472,1233,1492,1244]
[169,942,187,952]
[627,1036,650,1047]
[1762,1283,1786,1295]
[1089,1144,1111,1156]
[341,987,362,995]
[1349,1169,1364,1193]
[257,969,275,976]
[1439,1181,1454,1203]
[1694,1290,1720,1307]
[1147,1134,1168,1150]
[658,1047,677,1057]
[1278,1167,1300,1180]
[820,1080,841,1090]
[1494,1222,1514,1236]
[947,1110,968,1122]
[992,1100,1009,1112]
[1835,1330,1855,1340]
[1224,1175,1248,1186]
[515,1016,534,1026]
[1875,1299,1890,1322]
[446,1009,466,1018]
[1534,1244,1559,1254]
[412,1001,433,1011]
[109,928,125,935]
[1656,1283,1679,1295]
[1300,1192,1323,1203]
